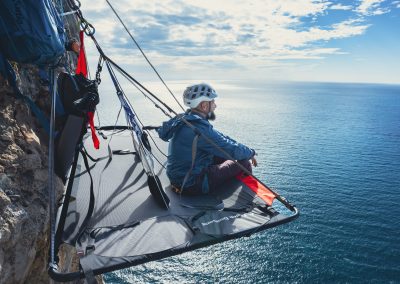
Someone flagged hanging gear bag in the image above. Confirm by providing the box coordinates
[55,72,99,178]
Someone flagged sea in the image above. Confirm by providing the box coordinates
[95,80,400,283]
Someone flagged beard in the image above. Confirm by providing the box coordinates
[207,111,216,121]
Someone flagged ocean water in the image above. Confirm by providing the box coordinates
[97,81,400,283]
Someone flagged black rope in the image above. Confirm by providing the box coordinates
[88,35,173,120]
[105,0,185,112]
[143,130,168,168]
[144,129,168,158]
[113,64,173,119]
[103,50,176,115]
[146,144,167,170]
[105,60,148,133]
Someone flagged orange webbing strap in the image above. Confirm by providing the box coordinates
[76,31,88,77]
[236,174,275,206]
[87,112,99,149]
[76,31,99,149]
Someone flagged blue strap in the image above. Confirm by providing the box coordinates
[0,52,50,134]
[105,60,143,137]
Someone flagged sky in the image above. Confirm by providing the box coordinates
[78,0,400,85]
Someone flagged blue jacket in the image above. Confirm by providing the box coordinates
[157,112,255,190]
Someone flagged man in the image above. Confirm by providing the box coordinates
[157,83,257,195]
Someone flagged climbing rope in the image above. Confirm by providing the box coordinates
[105,0,185,112]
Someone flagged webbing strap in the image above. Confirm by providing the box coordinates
[75,149,95,245]
[87,111,99,149]
[180,134,200,191]
[76,31,88,77]
[54,146,81,248]
[80,257,97,284]
[89,221,140,238]
[75,32,100,150]
[83,146,136,163]
[105,61,143,138]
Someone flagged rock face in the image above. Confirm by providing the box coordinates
[0,65,62,283]
[0,5,100,284]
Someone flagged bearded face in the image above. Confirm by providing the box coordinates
[207,111,216,121]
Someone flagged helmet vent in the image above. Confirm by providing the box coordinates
[182,83,218,108]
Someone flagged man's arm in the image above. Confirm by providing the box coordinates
[198,126,255,160]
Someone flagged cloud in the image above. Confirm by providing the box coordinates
[329,4,353,10]
[355,0,390,15]
[78,0,388,82]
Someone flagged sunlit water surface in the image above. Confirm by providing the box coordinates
[94,81,400,283]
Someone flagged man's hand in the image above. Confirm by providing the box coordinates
[251,156,258,167]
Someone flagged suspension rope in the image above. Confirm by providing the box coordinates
[113,64,173,119]
[105,0,185,112]
[90,35,175,117]
[144,129,168,158]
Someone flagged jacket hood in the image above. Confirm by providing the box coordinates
[157,112,206,141]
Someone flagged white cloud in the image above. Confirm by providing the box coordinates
[330,4,353,10]
[371,7,391,14]
[256,19,369,51]
[81,1,365,52]
[77,0,395,83]
[356,0,389,15]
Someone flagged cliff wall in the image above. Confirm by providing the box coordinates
[0,7,98,283]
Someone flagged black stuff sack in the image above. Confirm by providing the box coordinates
[55,73,99,178]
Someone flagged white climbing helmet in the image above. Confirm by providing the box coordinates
[183,83,218,108]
